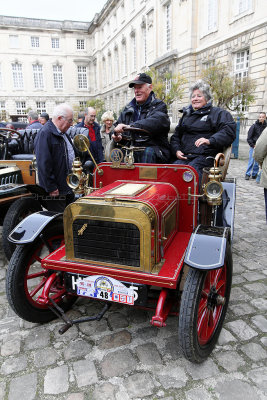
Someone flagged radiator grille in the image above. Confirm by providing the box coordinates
[73,219,140,267]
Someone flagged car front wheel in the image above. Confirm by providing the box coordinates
[178,244,232,363]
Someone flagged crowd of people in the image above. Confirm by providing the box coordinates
[2,73,266,221]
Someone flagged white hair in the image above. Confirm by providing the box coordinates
[189,79,212,101]
[52,103,73,119]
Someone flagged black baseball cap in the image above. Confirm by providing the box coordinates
[129,73,152,88]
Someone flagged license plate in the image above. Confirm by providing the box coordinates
[76,275,135,305]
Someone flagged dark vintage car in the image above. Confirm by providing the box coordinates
[0,126,89,259]
[6,130,235,363]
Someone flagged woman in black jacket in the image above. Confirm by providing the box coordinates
[170,80,236,183]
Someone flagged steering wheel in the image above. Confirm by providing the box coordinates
[0,128,22,160]
[120,126,152,140]
[105,127,152,162]
[0,127,21,140]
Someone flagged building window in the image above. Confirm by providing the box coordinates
[203,60,215,69]
[122,41,127,76]
[77,66,88,89]
[9,35,19,48]
[165,78,171,94]
[31,36,39,48]
[131,34,137,72]
[207,0,218,31]
[114,48,119,81]
[79,101,87,110]
[32,64,44,89]
[124,90,128,105]
[121,2,125,21]
[77,39,85,50]
[108,54,112,84]
[51,38,59,48]
[0,101,6,120]
[142,25,147,67]
[238,0,252,14]
[103,58,107,87]
[234,49,250,111]
[107,21,111,38]
[0,65,2,90]
[166,3,171,51]
[113,13,117,30]
[12,62,24,89]
[36,102,46,113]
[53,65,63,89]
[235,49,249,77]
[16,101,27,115]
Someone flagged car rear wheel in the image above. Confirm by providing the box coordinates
[2,197,42,260]
[178,244,232,363]
[6,222,76,323]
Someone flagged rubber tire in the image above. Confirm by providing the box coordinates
[178,243,232,363]
[2,197,42,260]
[6,222,76,323]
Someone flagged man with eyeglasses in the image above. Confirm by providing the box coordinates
[34,103,75,212]
[76,107,104,164]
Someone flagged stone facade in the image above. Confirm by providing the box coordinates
[0,0,266,129]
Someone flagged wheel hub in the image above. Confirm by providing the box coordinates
[207,286,225,309]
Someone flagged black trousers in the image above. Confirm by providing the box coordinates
[44,192,75,212]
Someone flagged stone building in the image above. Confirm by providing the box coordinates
[0,0,266,129]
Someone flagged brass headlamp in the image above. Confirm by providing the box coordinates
[67,158,87,194]
[203,154,224,206]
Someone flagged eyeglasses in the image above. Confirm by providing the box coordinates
[61,116,73,123]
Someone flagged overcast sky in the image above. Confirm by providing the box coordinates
[0,0,108,22]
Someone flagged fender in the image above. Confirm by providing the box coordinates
[215,180,236,241]
[8,211,62,244]
[184,225,230,270]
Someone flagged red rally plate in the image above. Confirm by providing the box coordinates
[76,275,135,305]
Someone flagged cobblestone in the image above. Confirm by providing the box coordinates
[0,139,266,399]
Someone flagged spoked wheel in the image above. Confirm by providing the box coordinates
[6,222,76,323]
[178,244,232,363]
[2,197,43,260]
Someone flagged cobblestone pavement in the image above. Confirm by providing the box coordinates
[0,139,266,400]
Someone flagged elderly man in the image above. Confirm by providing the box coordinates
[113,73,170,163]
[76,107,104,164]
[34,103,75,212]
[27,110,43,129]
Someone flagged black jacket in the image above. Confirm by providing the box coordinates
[76,120,104,164]
[170,103,236,157]
[34,120,74,194]
[247,119,267,147]
[116,92,171,162]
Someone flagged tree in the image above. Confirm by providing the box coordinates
[201,62,256,114]
[145,67,187,108]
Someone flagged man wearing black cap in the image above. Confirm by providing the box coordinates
[113,73,170,163]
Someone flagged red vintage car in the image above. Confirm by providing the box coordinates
[6,131,235,363]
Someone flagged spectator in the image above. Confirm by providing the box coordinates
[170,79,236,183]
[76,107,104,164]
[34,103,75,212]
[27,110,43,129]
[113,73,170,163]
[245,112,266,180]
[39,112,50,125]
[253,127,267,223]
[77,112,85,123]
[100,110,115,157]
